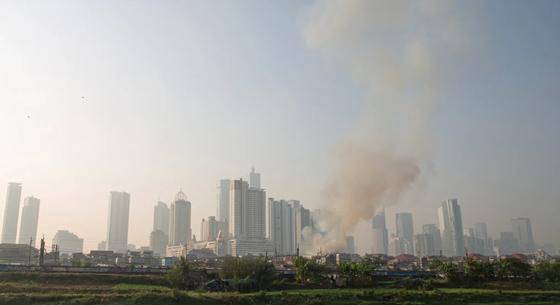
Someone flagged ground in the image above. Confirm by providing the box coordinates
[0,273,559,305]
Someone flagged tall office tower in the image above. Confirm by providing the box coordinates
[229,178,266,240]
[268,199,294,255]
[497,231,519,255]
[422,224,442,255]
[153,201,169,237]
[17,197,40,246]
[415,233,436,257]
[473,222,488,240]
[52,230,84,255]
[396,212,414,255]
[372,209,389,254]
[1,183,22,244]
[106,191,130,253]
[149,230,168,257]
[201,216,225,241]
[511,218,535,253]
[247,188,266,239]
[169,190,192,246]
[438,199,465,257]
[229,179,248,238]
[249,167,261,189]
[216,179,230,223]
[290,200,310,252]
[388,235,404,256]
[345,236,355,254]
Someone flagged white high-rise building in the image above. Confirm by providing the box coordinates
[150,230,168,257]
[201,216,227,241]
[511,217,535,253]
[1,183,22,244]
[290,200,310,253]
[268,199,294,255]
[216,179,230,223]
[229,179,266,240]
[153,201,169,237]
[18,197,40,246]
[396,213,414,255]
[422,224,442,255]
[415,233,436,257]
[106,191,130,253]
[169,190,192,246]
[249,167,261,189]
[52,230,84,255]
[372,209,388,255]
[438,199,465,257]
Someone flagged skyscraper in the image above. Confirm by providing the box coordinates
[372,209,388,254]
[150,230,168,257]
[229,179,266,240]
[249,167,261,189]
[216,179,230,223]
[153,201,169,237]
[438,199,465,257]
[396,212,414,255]
[229,179,248,238]
[415,233,436,257]
[422,224,442,255]
[106,191,130,253]
[473,222,488,240]
[18,197,40,246]
[511,217,535,253]
[201,216,226,241]
[268,199,294,255]
[290,200,310,252]
[169,190,192,246]
[1,183,22,244]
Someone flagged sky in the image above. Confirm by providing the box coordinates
[0,0,559,253]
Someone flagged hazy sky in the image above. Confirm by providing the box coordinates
[1,1,559,252]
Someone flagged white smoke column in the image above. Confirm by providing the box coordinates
[304,0,467,252]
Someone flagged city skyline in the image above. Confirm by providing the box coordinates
[1,1,559,252]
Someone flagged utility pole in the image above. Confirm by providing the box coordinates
[39,236,45,267]
[28,237,33,266]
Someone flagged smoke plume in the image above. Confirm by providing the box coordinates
[304,0,466,253]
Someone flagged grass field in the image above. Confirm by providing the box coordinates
[1,273,559,304]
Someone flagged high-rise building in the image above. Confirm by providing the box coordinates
[201,216,227,241]
[268,199,294,255]
[496,231,519,255]
[345,236,355,254]
[52,230,84,255]
[473,222,488,240]
[216,179,230,223]
[249,167,261,189]
[415,233,436,257]
[511,217,535,253]
[229,179,266,240]
[1,183,22,244]
[422,224,442,255]
[153,201,169,237]
[290,200,310,252]
[106,191,130,253]
[372,209,388,254]
[18,197,40,246]
[396,212,414,255]
[169,190,192,246]
[149,230,168,257]
[438,199,465,257]
[229,179,248,238]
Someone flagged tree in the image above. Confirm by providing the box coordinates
[533,261,560,282]
[463,258,495,282]
[167,256,195,290]
[434,261,460,282]
[219,256,277,290]
[294,256,326,284]
[495,258,531,280]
